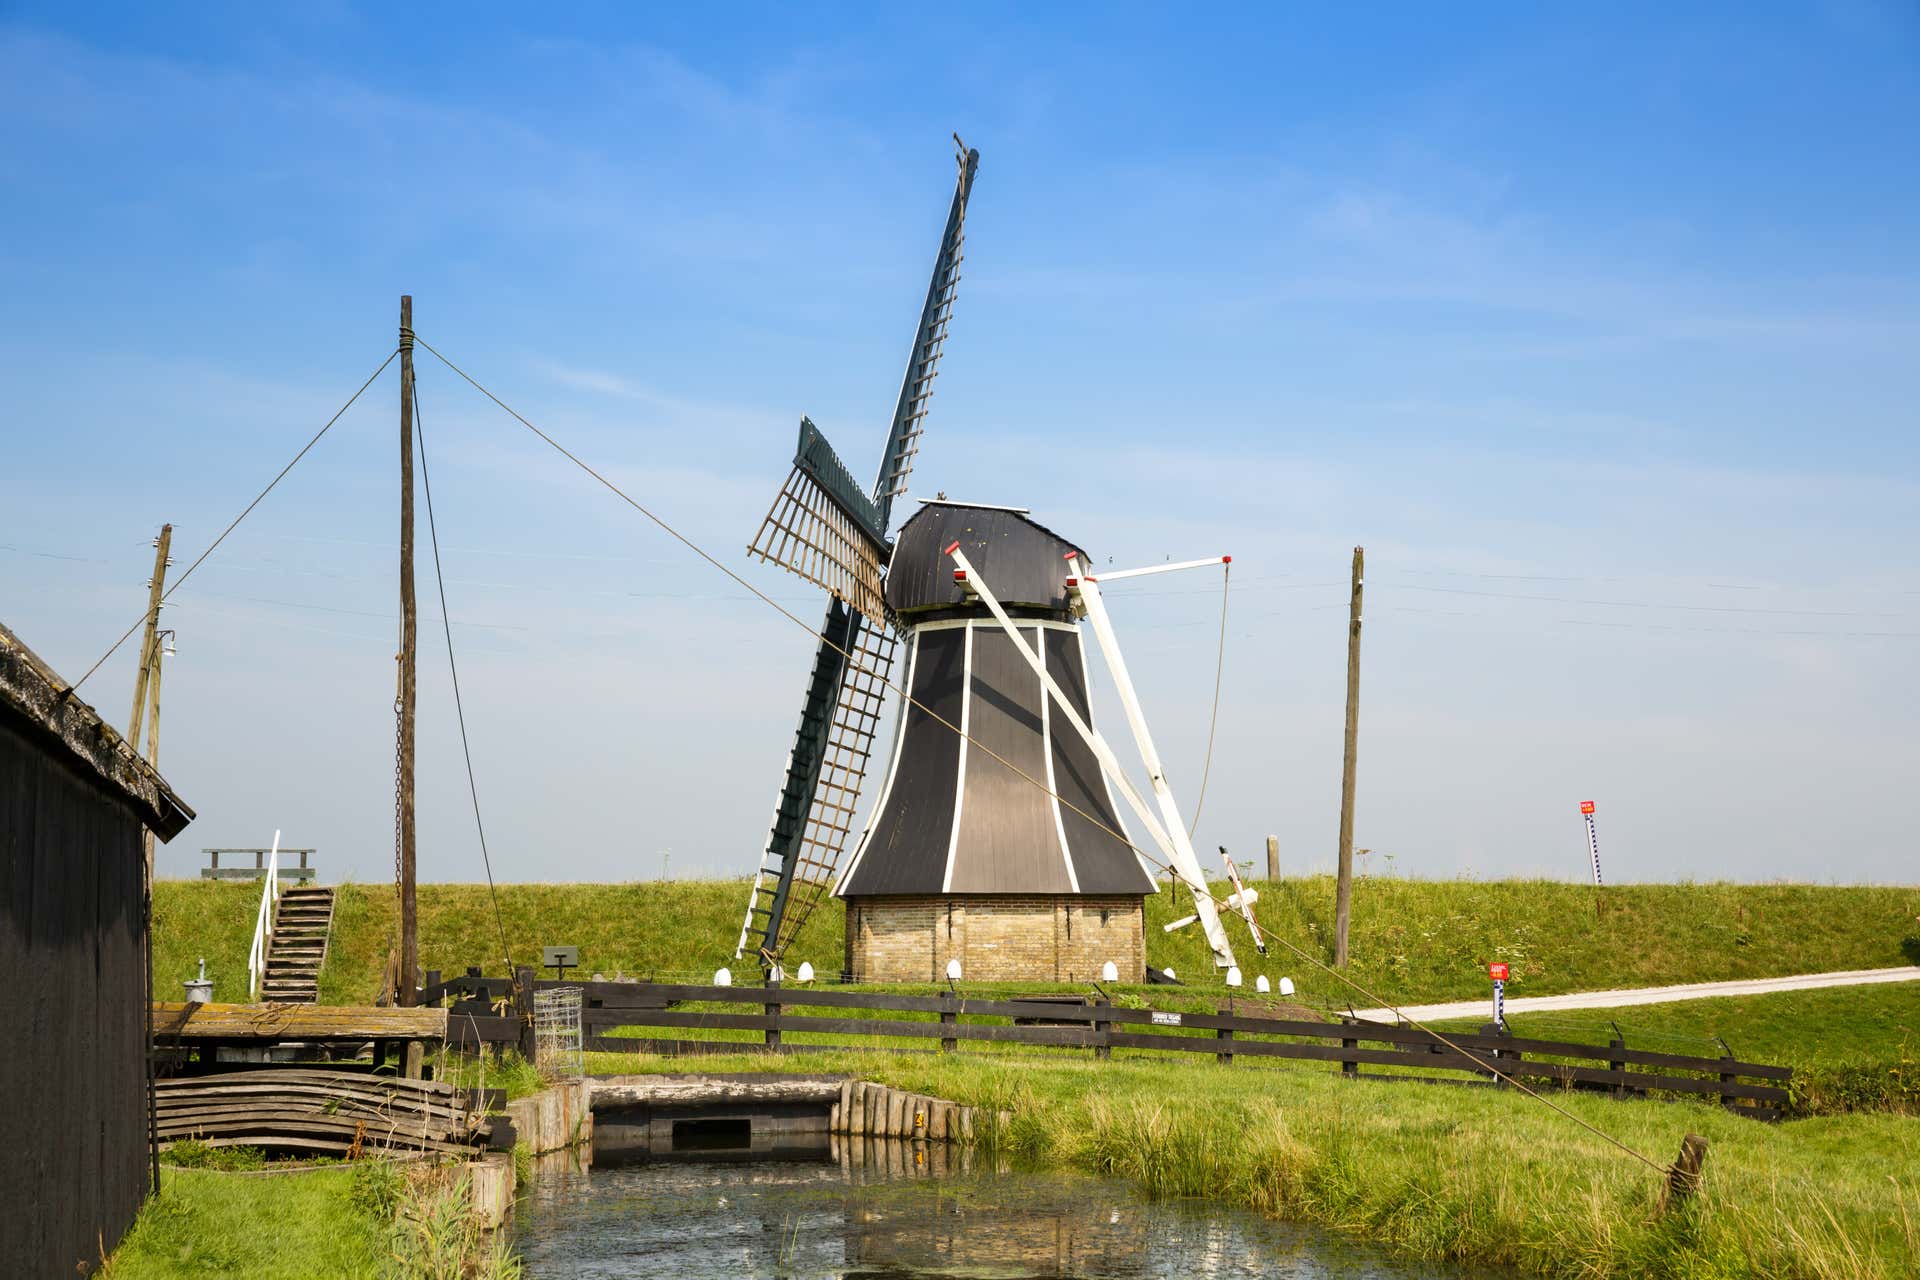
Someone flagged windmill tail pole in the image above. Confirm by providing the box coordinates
[949,543,1237,970]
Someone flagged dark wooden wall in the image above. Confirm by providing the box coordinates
[0,717,149,1278]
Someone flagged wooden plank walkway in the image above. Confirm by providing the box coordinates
[152,1001,447,1041]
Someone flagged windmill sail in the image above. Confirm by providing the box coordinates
[736,139,980,969]
[874,139,979,521]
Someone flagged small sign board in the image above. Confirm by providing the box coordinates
[1579,800,1596,815]
[542,946,579,968]
[1150,1011,1183,1027]
[1488,962,1510,981]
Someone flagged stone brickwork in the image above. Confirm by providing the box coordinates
[843,896,1145,983]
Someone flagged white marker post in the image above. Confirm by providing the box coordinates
[1489,961,1508,1031]
[1580,800,1602,886]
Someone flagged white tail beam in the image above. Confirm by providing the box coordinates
[946,544,1237,969]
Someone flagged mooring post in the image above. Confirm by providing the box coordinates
[764,976,782,1055]
[514,965,536,1065]
[939,989,958,1053]
[1663,1133,1709,1213]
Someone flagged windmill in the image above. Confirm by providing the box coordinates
[734,137,980,970]
[735,137,1243,982]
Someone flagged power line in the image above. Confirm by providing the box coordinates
[1185,561,1230,836]
[63,348,401,699]
[1385,581,1904,619]
[411,367,515,977]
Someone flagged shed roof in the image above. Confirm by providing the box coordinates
[0,622,194,841]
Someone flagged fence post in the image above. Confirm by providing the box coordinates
[1719,1054,1737,1111]
[1216,1026,1235,1066]
[1340,1019,1359,1077]
[765,977,783,1055]
[1093,995,1111,1060]
[1608,1035,1627,1098]
[422,969,441,1009]
[1661,1134,1709,1214]
[940,989,958,1053]
[514,966,536,1065]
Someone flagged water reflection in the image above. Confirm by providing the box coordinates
[516,1137,1491,1279]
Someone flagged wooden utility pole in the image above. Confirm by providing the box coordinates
[128,524,172,749]
[1334,546,1363,968]
[141,632,167,875]
[397,296,419,1006]
[130,524,171,1194]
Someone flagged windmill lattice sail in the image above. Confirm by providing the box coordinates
[873,139,978,512]
[748,610,896,963]
[736,138,980,970]
[748,418,890,621]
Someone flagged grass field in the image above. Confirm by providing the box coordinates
[579,1044,1920,1279]
[107,1166,387,1278]
[1438,982,1920,1116]
[151,875,1920,1013]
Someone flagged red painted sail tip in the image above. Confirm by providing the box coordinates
[943,540,961,556]
[1222,555,1232,564]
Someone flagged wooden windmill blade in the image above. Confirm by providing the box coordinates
[872,137,980,522]
[736,138,980,971]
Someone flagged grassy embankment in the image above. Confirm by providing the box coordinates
[153,876,1919,1106]
[1438,982,1920,1117]
[109,1158,520,1279]
[582,1044,1920,1279]
[107,1166,385,1277]
[153,876,1920,1010]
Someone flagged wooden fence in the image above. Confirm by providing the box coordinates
[419,974,1792,1120]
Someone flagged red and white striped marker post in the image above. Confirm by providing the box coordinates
[1488,961,1509,1031]
[1580,800,1602,886]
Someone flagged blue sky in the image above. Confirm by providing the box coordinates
[3,4,1915,895]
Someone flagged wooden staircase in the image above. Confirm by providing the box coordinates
[261,885,334,1004]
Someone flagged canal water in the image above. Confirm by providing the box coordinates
[514,1137,1497,1279]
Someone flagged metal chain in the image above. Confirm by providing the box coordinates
[392,682,404,898]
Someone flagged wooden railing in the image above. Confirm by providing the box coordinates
[243,830,283,1001]
[419,976,1793,1120]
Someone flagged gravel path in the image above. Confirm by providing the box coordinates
[1352,965,1920,1024]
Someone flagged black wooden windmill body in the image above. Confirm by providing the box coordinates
[735,138,980,969]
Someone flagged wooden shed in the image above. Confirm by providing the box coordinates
[0,622,193,1278]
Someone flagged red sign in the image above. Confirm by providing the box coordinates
[1579,800,1596,815]
[1488,963,1510,981]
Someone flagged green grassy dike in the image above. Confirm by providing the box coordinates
[587,1047,1920,1280]
[152,876,1920,1010]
